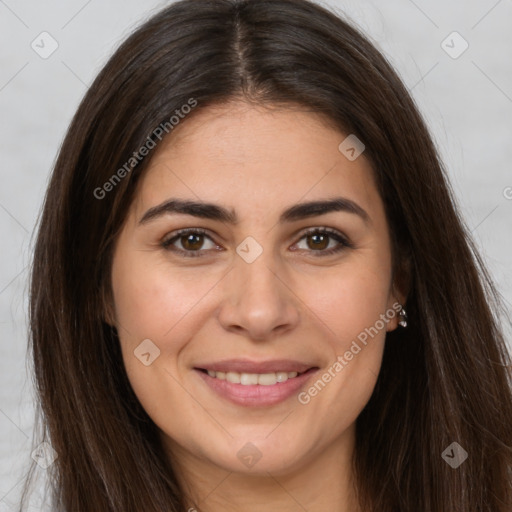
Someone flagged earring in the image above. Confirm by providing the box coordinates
[398,306,408,328]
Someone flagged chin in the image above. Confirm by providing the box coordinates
[197,431,313,476]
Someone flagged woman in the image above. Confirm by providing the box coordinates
[22,0,512,510]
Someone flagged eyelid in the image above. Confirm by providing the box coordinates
[296,226,352,246]
[161,226,353,257]
[161,228,219,256]
[291,226,354,256]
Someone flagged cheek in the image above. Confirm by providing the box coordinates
[110,259,209,437]
[294,253,392,416]
[110,253,226,412]
[111,252,220,343]
[305,258,393,350]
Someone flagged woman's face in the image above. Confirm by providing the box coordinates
[110,101,403,476]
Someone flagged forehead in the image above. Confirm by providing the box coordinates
[132,101,381,222]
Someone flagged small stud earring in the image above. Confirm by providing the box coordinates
[398,306,408,328]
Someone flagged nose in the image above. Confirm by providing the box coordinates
[216,249,301,341]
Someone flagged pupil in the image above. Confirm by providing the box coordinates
[309,233,328,250]
[183,234,203,250]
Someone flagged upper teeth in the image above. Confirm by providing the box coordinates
[206,370,299,385]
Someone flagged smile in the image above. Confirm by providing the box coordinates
[202,369,301,385]
[194,364,319,407]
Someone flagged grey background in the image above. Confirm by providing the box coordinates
[0,0,511,508]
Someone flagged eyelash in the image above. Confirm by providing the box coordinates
[160,227,353,258]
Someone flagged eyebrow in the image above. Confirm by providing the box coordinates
[139,196,370,225]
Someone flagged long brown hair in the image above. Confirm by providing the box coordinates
[22,0,512,510]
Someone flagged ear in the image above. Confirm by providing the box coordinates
[386,253,411,332]
[386,291,408,332]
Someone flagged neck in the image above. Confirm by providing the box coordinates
[164,424,361,512]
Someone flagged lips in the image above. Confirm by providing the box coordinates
[193,359,319,406]
[194,359,315,374]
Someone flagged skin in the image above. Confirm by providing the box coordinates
[109,100,406,512]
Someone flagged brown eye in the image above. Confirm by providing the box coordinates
[306,232,330,250]
[293,228,352,256]
[161,228,218,257]
[180,233,205,251]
